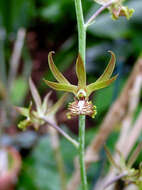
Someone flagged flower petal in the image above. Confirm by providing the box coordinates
[29,78,42,110]
[127,142,142,168]
[104,145,121,170]
[44,80,77,94]
[18,119,32,130]
[15,106,29,117]
[46,93,68,115]
[42,91,52,114]
[87,74,118,96]
[96,51,116,83]
[48,51,70,84]
[76,54,86,88]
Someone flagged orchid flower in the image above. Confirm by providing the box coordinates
[16,78,67,130]
[104,143,142,188]
[94,0,134,20]
[44,51,118,118]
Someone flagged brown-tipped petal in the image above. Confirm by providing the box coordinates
[47,93,68,115]
[76,54,86,88]
[48,51,70,84]
[96,51,116,83]
[87,74,118,97]
[44,80,77,94]
[29,78,42,109]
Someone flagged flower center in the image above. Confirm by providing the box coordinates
[77,89,86,100]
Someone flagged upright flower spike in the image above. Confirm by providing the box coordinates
[44,51,118,118]
[16,78,67,130]
[94,0,134,20]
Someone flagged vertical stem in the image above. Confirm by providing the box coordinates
[74,0,86,62]
[74,0,87,189]
[79,115,88,190]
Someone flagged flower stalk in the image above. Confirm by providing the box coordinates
[74,0,88,189]
[41,116,79,149]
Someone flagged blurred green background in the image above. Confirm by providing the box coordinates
[0,0,142,189]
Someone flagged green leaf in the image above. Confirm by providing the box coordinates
[47,93,68,115]
[44,80,77,94]
[87,74,118,96]
[29,78,42,110]
[48,51,70,84]
[96,51,116,83]
[76,54,86,88]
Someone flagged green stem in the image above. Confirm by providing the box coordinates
[74,0,86,62]
[74,0,88,189]
[79,115,88,190]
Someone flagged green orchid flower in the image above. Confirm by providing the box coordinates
[16,78,67,130]
[94,0,134,20]
[44,51,118,118]
[104,143,142,188]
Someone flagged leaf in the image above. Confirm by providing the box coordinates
[44,80,77,94]
[87,74,118,96]
[46,93,68,115]
[96,51,116,83]
[29,78,42,111]
[48,51,70,84]
[76,54,86,88]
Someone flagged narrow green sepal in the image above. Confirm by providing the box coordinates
[46,93,68,115]
[76,54,86,88]
[96,51,116,82]
[87,74,118,97]
[48,51,70,84]
[44,79,77,94]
